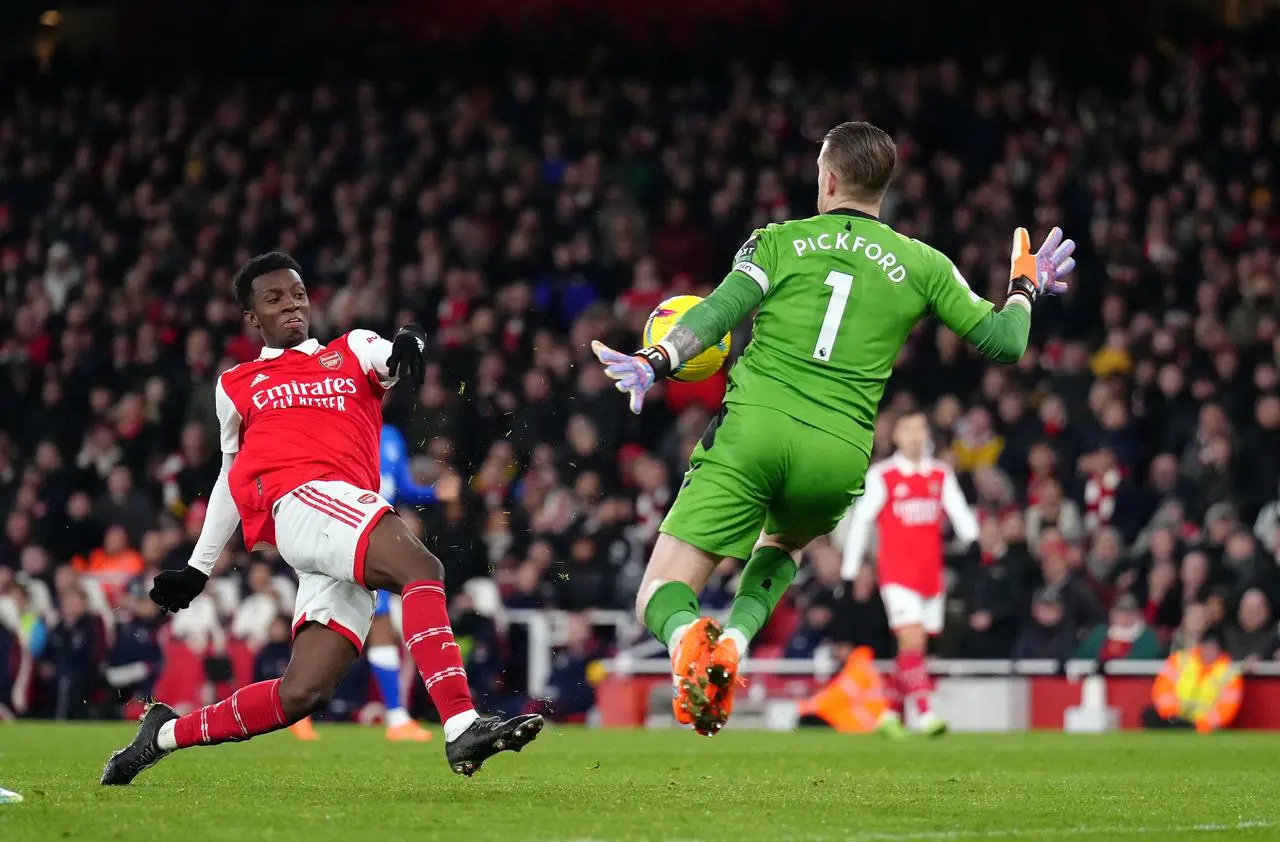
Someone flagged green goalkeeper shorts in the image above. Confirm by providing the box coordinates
[660,402,871,561]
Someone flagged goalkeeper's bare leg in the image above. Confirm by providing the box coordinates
[634,533,725,733]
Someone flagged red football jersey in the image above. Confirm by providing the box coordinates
[841,455,980,597]
[216,330,394,549]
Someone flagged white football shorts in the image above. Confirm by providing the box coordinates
[272,479,393,650]
[880,583,945,635]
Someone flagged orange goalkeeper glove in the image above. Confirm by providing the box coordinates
[1007,226,1075,305]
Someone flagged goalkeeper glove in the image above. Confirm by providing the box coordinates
[150,566,210,613]
[1007,226,1076,305]
[591,340,671,415]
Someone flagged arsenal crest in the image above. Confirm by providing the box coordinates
[358,493,378,504]
[319,350,343,370]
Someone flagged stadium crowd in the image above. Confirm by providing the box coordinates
[3,19,1280,721]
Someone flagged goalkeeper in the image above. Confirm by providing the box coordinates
[591,121,1076,736]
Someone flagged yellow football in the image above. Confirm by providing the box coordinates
[642,295,731,382]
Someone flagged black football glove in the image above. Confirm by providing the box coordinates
[386,324,428,387]
[150,566,210,613]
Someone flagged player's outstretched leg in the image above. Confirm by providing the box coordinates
[101,625,357,785]
[362,517,541,775]
[634,534,722,732]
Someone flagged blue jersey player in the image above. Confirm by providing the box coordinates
[366,424,448,741]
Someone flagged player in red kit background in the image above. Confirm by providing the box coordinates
[838,412,979,737]
[102,252,542,785]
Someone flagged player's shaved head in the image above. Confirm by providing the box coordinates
[818,121,897,207]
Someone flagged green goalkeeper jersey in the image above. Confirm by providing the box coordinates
[720,208,993,456]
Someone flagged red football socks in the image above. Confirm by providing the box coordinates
[401,580,476,723]
[882,668,905,716]
[896,649,933,717]
[173,678,288,748]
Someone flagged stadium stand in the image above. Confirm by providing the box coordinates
[3,1,1280,722]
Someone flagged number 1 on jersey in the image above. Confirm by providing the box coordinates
[813,270,853,362]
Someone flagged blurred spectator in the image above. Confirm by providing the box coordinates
[951,407,1002,473]
[104,579,164,709]
[253,617,293,684]
[1170,602,1210,654]
[1076,594,1163,663]
[1026,478,1084,550]
[1037,530,1104,633]
[94,466,154,547]
[785,603,835,659]
[1013,587,1078,662]
[1078,449,1145,541]
[955,518,1033,658]
[1083,527,1125,606]
[453,582,505,711]
[1225,588,1280,662]
[72,525,144,606]
[231,562,289,648]
[528,612,602,723]
[41,587,106,719]
[841,565,893,658]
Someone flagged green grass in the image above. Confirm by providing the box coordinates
[2,725,1279,841]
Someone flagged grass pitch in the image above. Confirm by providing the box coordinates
[2,724,1278,841]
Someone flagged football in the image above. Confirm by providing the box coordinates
[642,295,732,382]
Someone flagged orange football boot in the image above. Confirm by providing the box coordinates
[289,716,320,741]
[703,634,746,734]
[670,617,720,729]
[385,720,433,742]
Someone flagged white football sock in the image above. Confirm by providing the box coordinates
[666,623,691,660]
[386,707,412,728]
[443,710,480,742]
[157,720,178,751]
[724,627,749,656]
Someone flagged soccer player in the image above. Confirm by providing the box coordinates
[591,121,1075,735]
[839,412,980,737]
[362,423,458,742]
[101,253,541,784]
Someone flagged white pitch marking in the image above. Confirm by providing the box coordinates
[546,822,1278,842]
[836,819,1278,841]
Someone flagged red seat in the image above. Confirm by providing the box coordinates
[153,640,205,713]
[226,639,258,689]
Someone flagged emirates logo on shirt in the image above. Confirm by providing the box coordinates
[251,376,358,411]
[892,498,942,526]
[319,350,344,370]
